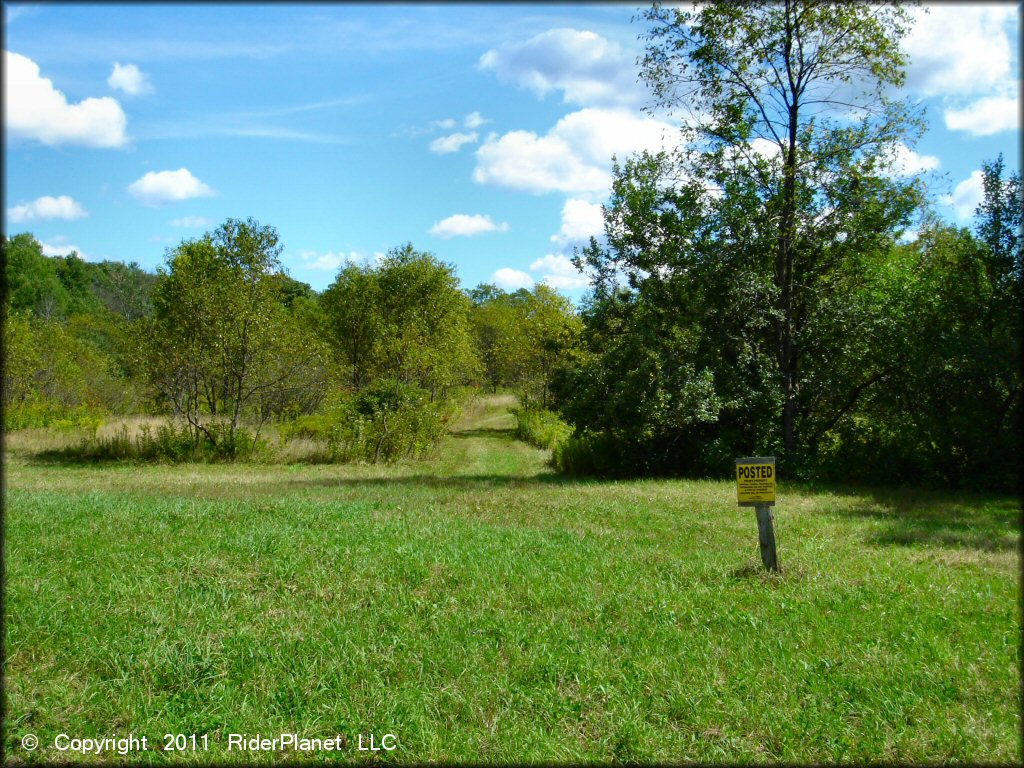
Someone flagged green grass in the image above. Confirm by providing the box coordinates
[4,395,1020,763]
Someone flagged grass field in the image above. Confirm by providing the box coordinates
[3,395,1020,763]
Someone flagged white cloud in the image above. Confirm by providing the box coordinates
[429,131,479,154]
[479,28,642,108]
[491,268,534,291]
[169,216,214,228]
[553,108,673,167]
[5,51,128,148]
[107,62,153,95]
[40,237,89,260]
[7,195,88,223]
[530,252,590,290]
[429,213,509,239]
[295,249,381,272]
[301,251,346,272]
[881,143,941,177]
[464,111,489,129]
[903,5,1017,97]
[474,129,609,195]
[749,138,782,160]
[434,118,456,130]
[128,168,216,206]
[940,170,985,220]
[943,87,1020,136]
[4,5,40,24]
[551,198,604,246]
[297,250,353,272]
[474,107,675,196]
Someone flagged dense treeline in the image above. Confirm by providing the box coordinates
[552,156,1020,489]
[0,222,581,462]
[2,234,156,426]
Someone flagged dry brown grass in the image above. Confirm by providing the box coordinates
[3,415,179,457]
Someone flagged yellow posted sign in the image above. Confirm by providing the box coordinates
[736,456,776,506]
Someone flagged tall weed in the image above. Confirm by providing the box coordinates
[51,421,263,463]
[513,407,573,451]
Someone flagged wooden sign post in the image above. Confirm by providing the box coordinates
[736,456,779,572]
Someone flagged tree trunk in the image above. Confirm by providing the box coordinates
[777,6,800,459]
[777,133,799,456]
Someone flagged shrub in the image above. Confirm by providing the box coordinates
[513,407,573,451]
[278,380,456,464]
[553,432,628,476]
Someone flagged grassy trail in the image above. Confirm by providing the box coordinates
[3,395,1020,763]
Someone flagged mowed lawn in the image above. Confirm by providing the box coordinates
[4,396,1020,763]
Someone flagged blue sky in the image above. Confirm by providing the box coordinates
[3,2,1020,299]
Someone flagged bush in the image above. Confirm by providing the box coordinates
[513,407,572,450]
[278,413,335,442]
[551,428,727,478]
[279,380,456,464]
[553,432,628,476]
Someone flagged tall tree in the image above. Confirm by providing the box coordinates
[147,218,318,451]
[321,245,480,398]
[635,0,922,458]
[321,263,382,392]
[469,284,582,404]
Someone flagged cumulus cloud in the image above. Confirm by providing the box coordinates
[903,5,1017,98]
[903,7,1020,137]
[128,168,216,206]
[880,143,941,177]
[169,216,214,228]
[551,198,604,246]
[474,107,675,196]
[107,62,153,96]
[5,50,128,148]
[941,170,985,220]
[295,249,383,272]
[464,111,489,129]
[530,253,590,290]
[40,236,89,260]
[429,131,479,154]
[298,250,347,272]
[479,28,642,108]
[429,213,509,239]
[474,129,609,195]
[943,87,1020,136]
[749,138,783,160]
[491,267,534,291]
[7,195,88,223]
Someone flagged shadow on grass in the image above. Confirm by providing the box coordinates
[28,449,149,467]
[730,562,787,583]
[449,428,517,440]
[283,471,583,491]
[27,448,236,467]
[825,486,1021,553]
